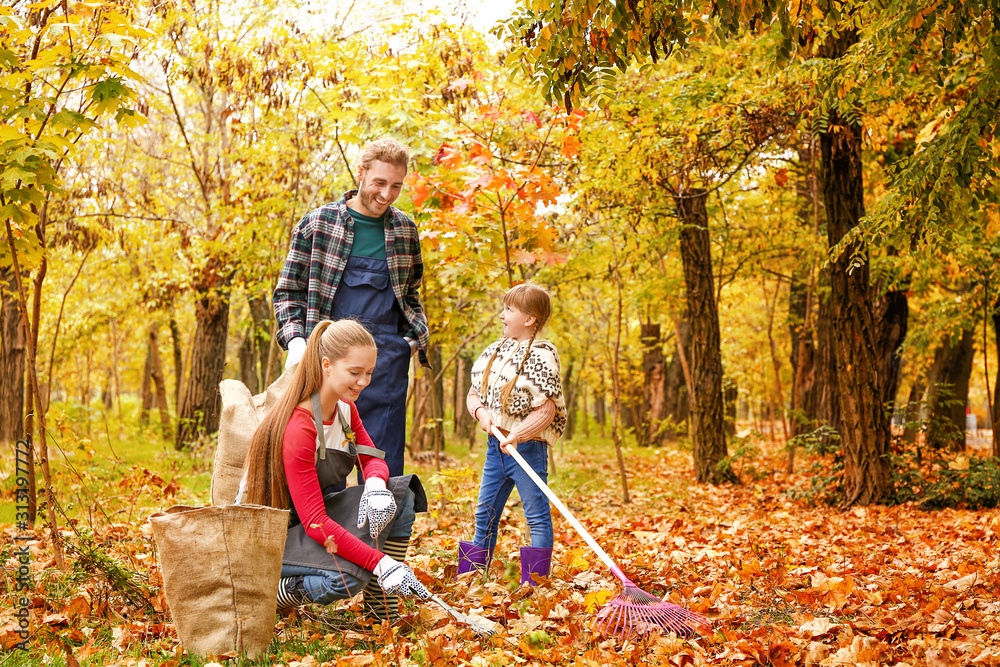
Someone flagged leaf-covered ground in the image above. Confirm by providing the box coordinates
[2,430,999,666]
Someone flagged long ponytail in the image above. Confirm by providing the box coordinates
[242,320,375,508]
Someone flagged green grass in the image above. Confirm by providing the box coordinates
[0,397,212,526]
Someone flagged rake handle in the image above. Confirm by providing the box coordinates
[490,426,626,581]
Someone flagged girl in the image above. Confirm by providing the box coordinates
[240,319,429,622]
[459,283,567,586]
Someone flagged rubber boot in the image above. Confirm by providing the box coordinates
[364,535,409,624]
[457,541,490,576]
[520,546,552,586]
[276,576,309,610]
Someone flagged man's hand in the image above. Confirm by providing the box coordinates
[403,336,418,358]
[357,477,396,540]
[285,337,307,370]
[373,555,431,598]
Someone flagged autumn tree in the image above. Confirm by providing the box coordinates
[1,0,149,562]
[499,0,999,504]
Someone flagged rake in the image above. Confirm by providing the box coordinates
[425,593,498,637]
[490,426,709,640]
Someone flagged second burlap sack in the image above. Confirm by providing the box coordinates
[211,370,294,505]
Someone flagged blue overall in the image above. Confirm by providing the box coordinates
[331,254,411,476]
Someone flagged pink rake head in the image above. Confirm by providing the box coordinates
[593,567,710,641]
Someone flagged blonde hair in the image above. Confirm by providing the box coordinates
[481,283,553,411]
[242,320,376,509]
[359,136,411,174]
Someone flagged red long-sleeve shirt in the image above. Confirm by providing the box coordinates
[283,403,389,571]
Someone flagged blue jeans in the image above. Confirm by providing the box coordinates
[281,489,416,604]
[472,436,553,551]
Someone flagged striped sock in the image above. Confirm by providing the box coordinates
[364,536,410,622]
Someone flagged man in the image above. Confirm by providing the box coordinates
[274,136,430,478]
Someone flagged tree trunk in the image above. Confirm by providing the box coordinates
[238,295,272,395]
[926,328,976,452]
[176,289,230,449]
[140,334,153,425]
[765,280,789,444]
[788,267,818,436]
[901,377,924,443]
[109,318,123,426]
[563,359,576,440]
[993,296,1000,458]
[609,239,631,503]
[676,189,735,484]
[150,326,171,432]
[723,379,738,438]
[789,136,822,447]
[428,344,445,457]
[168,314,184,411]
[454,352,474,441]
[410,369,424,452]
[874,287,909,412]
[1,266,26,446]
[1,266,32,522]
[238,330,258,395]
[819,30,893,505]
[814,289,841,434]
[84,346,92,436]
[640,323,666,446]
[102,373,113,409]
[663,317,690,441]
[595,372,606,437]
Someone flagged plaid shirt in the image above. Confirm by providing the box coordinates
[273,191,430,360]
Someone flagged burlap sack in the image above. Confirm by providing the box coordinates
[150,504,289,658]
[211,370,294,505]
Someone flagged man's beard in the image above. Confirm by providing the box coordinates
[358,177,385,216]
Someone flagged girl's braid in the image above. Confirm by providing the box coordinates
[498,328,538,410]
[479,338,506,407]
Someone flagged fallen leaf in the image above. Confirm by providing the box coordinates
[335,657,374,667]
[112,626,134,651]
[63,594,92,619]
[799,617,842,638]
[508,612,542,635]
[804,642,830,666]
[943,572,979,591]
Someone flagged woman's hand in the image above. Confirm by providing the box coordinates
[373,555,431,599]
[358,478,397,540]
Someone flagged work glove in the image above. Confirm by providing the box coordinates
[402,336,418,357]
[285,337,307,370]
[357,477,396,540]
[372,555,430,599]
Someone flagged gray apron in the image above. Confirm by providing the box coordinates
[281,394,426,584]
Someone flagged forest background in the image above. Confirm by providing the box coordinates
[1,0,999,664]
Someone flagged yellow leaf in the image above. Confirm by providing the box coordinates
[566,547,589,569]
[584,590,613,612]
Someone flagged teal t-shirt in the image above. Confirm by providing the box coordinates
[346,207,387,260]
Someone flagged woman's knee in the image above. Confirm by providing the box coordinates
[303,571,365,604]
[386,488,416,538]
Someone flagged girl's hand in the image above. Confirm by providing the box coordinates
[477,408,493,435]
[498,431,518,455]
